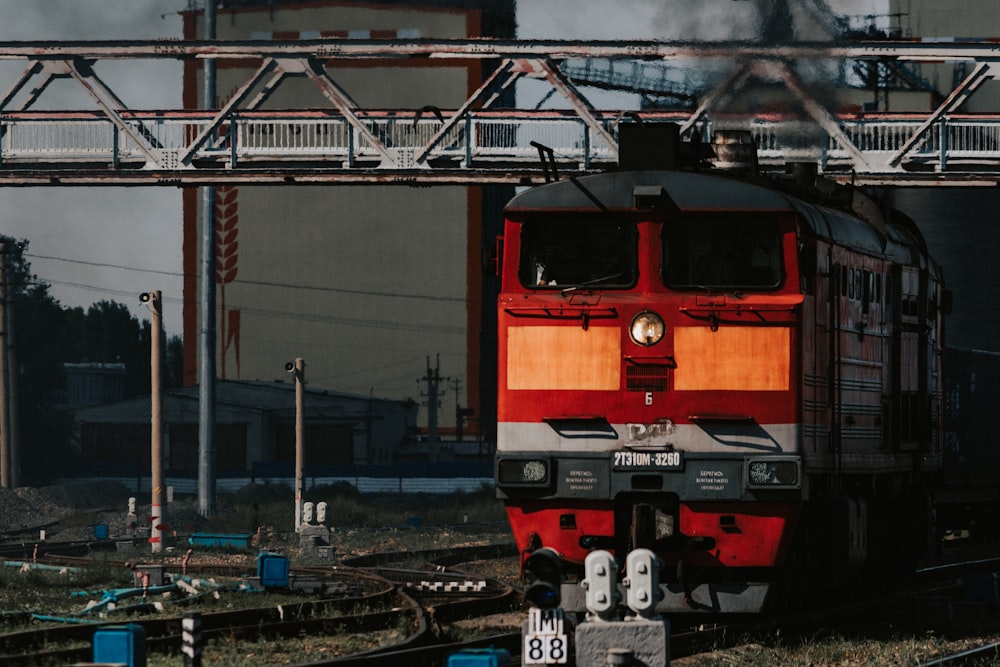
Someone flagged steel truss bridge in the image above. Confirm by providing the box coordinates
[3,39,1000,186]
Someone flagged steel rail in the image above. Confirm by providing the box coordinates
[920,640,1000,666]
[339,542,517,568]
[0,541,521,665]
[0,563,410,664]
[285,632,521,667]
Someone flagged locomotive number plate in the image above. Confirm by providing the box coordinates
[613,450,683,470]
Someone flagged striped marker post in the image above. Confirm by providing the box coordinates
[182,611,203,667]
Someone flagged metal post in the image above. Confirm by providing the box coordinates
[0,244,8,489]
[5,248,18,490]
[198,0,218,518]
[422,355,445,461]
[292,358,305,532]
[148,290,165,553]
[182,611,203,667]
[939,117,948,172]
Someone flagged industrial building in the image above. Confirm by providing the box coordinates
[889,0,1000,111]
[179,0,515,452]
[71,380,417,475]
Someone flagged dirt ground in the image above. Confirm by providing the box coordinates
[0,481,136,538]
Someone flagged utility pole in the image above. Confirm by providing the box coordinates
[366,387,373,465]
[142,291,165,553]
[0,244,18,489]
[5,246,18,489]
[288,358,305,532]
[0,245,9,489]
[449,377,464,442]
[420,355,447,461]
[198,0,218,518]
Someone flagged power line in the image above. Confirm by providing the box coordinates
[228,304,465,336]
[42,278,184,305]
[26,253,464,302]
[33,274,465,336]
[27,254,179,278]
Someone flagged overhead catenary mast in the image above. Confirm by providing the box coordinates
[420,355,448,461]
[198,0,218,518]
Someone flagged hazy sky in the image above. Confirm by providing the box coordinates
[0,0,187,334]
[0,0,888,338]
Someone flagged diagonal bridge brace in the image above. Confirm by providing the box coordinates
[180,56,283,165]
[181,55,403,168]
[0,57,166,165]
[413,57,522,166]
[413,56,620,167]
[680,58,872,171]
[888,61,1000,169]
[183,54,622,170]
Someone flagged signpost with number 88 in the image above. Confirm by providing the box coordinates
[523,608,568,665]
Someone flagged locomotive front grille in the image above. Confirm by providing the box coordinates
[626,364,669,391]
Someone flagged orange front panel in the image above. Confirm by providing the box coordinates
[507,326,621,391]
[674,326,791,391]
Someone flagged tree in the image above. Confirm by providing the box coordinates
[81,300,149,396]
[0,236,184,484]
[1,239,76,484]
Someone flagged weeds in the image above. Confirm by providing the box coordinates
[0,487,514,665]
[204,483,506,535]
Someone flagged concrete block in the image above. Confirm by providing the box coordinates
[575,618,670,667]
[298,524,331,550]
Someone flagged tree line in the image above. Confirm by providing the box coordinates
[2,238,183,485]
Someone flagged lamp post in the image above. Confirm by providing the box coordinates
[287,358,305,532]
[141,291,165,553]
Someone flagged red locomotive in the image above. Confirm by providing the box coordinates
[494,130,946,614]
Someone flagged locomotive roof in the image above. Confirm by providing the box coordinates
[505,169,923,261]
[506,170,792,214]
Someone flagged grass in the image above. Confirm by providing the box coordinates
[145,627,410,666]
[4,488,1000,665]
[680,631,1000,666]
[188,482,514,561]
[0,487,514,665]
[0,559,131,620]
[207,481,507,533]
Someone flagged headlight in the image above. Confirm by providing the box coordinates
[745,458,799,488]
[630,311,665,346]
[498,458,549,485]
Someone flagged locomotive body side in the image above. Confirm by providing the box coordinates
[495,169,944,614]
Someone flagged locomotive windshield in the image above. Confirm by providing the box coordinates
[662,217,782,290]
[519,218,637,289]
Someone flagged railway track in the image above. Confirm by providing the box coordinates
[0,541,523,666]
[0,535,997,665]
[920,640,1000,666]
[665,555,1000,666]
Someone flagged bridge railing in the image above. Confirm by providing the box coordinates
[3,111,1000,175]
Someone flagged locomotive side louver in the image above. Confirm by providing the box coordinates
[626,364,669,391]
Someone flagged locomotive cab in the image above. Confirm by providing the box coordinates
[495,149,943,615]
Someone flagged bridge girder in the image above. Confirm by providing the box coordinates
[1,39,1000,186]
